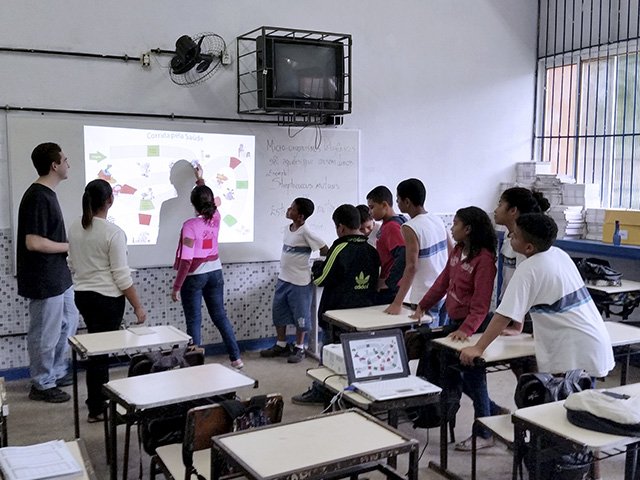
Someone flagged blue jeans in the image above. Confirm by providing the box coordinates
[462,367,502,438]
[180,269,241,361]
[428,299,449,327]
[27,286,79,390]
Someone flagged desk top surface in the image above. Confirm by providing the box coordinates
[69,325,191,356]
[67,440,97,480]
[323,305,429,331]
[513,383,640,449]
[586,279,640,294]
[433,332,536,363]
[431,321,639,361]
[103,363,254,409]
[214,410,413,478]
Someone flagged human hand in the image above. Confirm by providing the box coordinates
[448,329,469,342]
[459,345,484,366]
[171,290,180,302]
[193,162,203,180]
[409,307,423,322]
[384,303,402,315]
[134,306,147,324]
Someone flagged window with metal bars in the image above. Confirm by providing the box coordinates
[535,0,640,209]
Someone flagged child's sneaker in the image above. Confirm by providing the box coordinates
[260,343,292,358]
[287,347,305,363]
[230,359,244,369]
[291,385,325,406]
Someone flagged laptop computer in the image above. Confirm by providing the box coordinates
[341,329,441,402]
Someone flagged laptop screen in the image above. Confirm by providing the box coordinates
[341,329,410,384]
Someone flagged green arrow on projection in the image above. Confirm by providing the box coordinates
[89,152,107,162]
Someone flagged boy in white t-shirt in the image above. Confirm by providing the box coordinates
[460,213,614,378]
[260,198,328,363]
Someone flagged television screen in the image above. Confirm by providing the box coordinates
[257,37,346,113]
[273,43,339,101]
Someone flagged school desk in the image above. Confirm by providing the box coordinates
[68,325,192,438]
[307,365,439,469]
[211,409,420,480]
[428,332,536,480]
[102,363,255,480]
[428,321,640,479]
[587,279,640,320]
[323,304,431,340]
[512,382,640,480]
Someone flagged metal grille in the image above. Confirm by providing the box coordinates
[535,0,640,208]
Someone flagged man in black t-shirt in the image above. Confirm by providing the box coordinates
[17,143,79,403]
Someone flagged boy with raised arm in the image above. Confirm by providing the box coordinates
[260,198,328,363]
[384,178,451,323]
[460,213,614,378]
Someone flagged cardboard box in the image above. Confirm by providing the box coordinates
[602,209,640,245]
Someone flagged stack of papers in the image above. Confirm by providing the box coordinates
[584,208,606,241]
[549,205,585,239]
[0,440,82,480]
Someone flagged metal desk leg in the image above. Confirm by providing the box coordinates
[624,442,638,480]
[621,345,630,386]
[408,443,419,480]
[72,350,80,438]
[109,400,118,480]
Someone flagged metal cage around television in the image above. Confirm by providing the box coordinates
[237,26,352,126]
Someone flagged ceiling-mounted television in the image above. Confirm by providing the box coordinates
[256,36,348,114]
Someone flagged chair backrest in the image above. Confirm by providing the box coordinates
[182,393,284,467]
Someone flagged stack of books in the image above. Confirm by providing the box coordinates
[562,183,601,208]
[584,208,606,241]
[549,205,585,239]
[533,174,563,207]
[515,162,552,186]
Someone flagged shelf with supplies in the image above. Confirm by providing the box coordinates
[555,238,640,260]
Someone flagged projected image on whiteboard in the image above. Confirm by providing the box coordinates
[84,125,255,245]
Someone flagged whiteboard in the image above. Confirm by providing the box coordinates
[7,113,358,266]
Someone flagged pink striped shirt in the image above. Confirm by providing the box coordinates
[172,212,221,291]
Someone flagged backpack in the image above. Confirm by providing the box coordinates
[514,370,593,408]
[220,395,272,431]
[565,389,640,436]
[574,257,622,287]
[136,347,207,455]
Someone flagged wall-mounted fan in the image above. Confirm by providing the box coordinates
[169,33,226,86]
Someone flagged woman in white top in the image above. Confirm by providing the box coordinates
[68,179,146,423]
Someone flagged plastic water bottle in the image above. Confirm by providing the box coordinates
[613,220,622,246]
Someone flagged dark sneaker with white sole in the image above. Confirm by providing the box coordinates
[260,343,293,358]
[291,384,325,406]
[287,347,305,363]
[29,386,71,403]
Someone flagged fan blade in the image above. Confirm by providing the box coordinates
[196,54,214,73]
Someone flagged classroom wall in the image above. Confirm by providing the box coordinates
[0,1,538,372]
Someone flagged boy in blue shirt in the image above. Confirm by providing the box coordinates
[260,198,328,363]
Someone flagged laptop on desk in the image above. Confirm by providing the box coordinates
[341,329,441,402]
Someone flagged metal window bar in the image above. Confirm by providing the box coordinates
[536,0,640,209]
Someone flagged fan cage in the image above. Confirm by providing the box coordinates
[170,33,225,87]
[237,26,351,126]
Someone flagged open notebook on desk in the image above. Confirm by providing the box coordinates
[341,329,441,401]
[0,440,82,480]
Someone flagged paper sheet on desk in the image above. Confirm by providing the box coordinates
[0,440,82,480]
[127,326,156,335]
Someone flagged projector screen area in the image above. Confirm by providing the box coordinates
[83,125,255,246]
[7,113,359,267]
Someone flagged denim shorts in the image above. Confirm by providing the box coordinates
[272,279,313,331]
